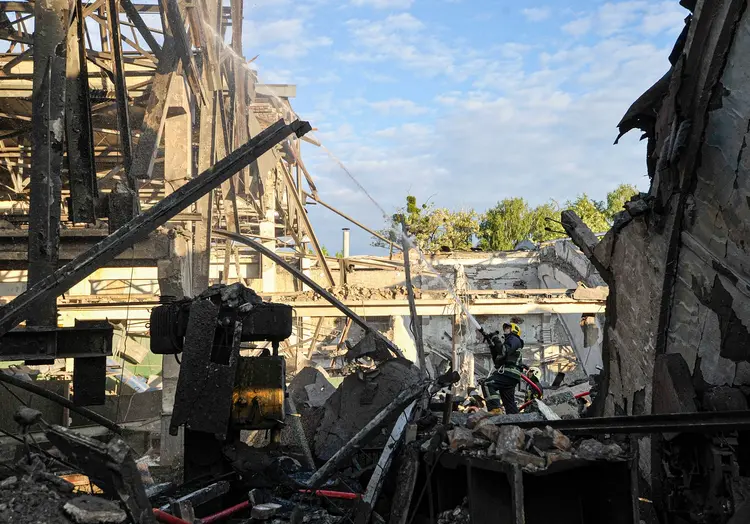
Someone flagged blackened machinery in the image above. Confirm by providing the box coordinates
[150,283,293,480]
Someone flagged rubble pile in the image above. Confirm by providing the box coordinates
[442,412,625,472]
[275,284,419,302]
[0,455,91,524]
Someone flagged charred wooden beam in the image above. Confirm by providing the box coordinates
[0,119,311,338]
[66,0,98,223]
[27,0,67,326]
[129,0,179,180]
[165,0,203,105]
[120,0,162,59]
[106,0,134,187]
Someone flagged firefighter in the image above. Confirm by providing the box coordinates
[483,323,524,414]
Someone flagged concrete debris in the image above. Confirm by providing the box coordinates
[494,425,525,455]
[472,421,500,442]
[436,498,469,524]
[575,439,624,461]
[499,449,547,471]
[525,426,571,452]
[447,427,475,451]
[63,496,127,524]
[0,457,77,523]
[251,502,282,520]
[314,359,420,461]
[534,399,561,421]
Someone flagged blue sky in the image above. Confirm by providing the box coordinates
[245,0,687,254]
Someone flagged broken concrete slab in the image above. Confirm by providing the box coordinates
[495,425,525,455]
[314,359,420,461]
[63,496,127,524]
[575,439,624,461]
[448,427,475,451]
[653,353,698,415]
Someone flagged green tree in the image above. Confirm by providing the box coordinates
[373,195,479,252]
[530,200,566,243]
[600,184,638,222]
[478,198,533,251]
[319,246,330,257]
[565,194,610,233]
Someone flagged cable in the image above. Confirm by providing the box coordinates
[0,373,121,434]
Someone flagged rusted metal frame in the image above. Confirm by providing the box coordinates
[0,119,310,338]
[213,230,404,359]
[278,160,334,286]
[129,2,179,180]
[27,0,68,327]
[119,0,162,58]
[106,0,136,192]
[66,0,98,224]
[401,223,426,373]
[281,140,318,197]
[303,191,401,252]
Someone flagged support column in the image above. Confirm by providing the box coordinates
[158,75,191,467]
[28,0,68,327]
[259,167,277,293]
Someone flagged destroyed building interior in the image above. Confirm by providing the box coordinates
[0,0,747,523]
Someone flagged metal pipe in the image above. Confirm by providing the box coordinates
[342,228,350,259]
[213,229,404,359]
[0,119,311,338]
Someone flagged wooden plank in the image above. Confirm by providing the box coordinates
[27,0,68,326]
[66,0,98,224]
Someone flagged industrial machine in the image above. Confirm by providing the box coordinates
[150,283,294,480]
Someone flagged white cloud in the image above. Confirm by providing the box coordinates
[562,1,685,39]
[350,0,414,8]
[522,7,551,22]
[562,16,593,37]
[243,18,332,59]
[369,98,429,115]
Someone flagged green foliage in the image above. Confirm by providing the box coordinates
[319,245,330,257]
[600,184,638,222]
[477,198,566,250]
[564,193,610,233]
[478,198,533,251]
[335,250,344,258]
[374,185,640,252]
[372,195,479,252]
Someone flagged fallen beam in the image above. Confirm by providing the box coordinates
[306,381,429,490]
[356,400,416,524]
[213,229,405,359]
[0,119,310,337]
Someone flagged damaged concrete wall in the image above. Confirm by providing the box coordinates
[564,0,750,418]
